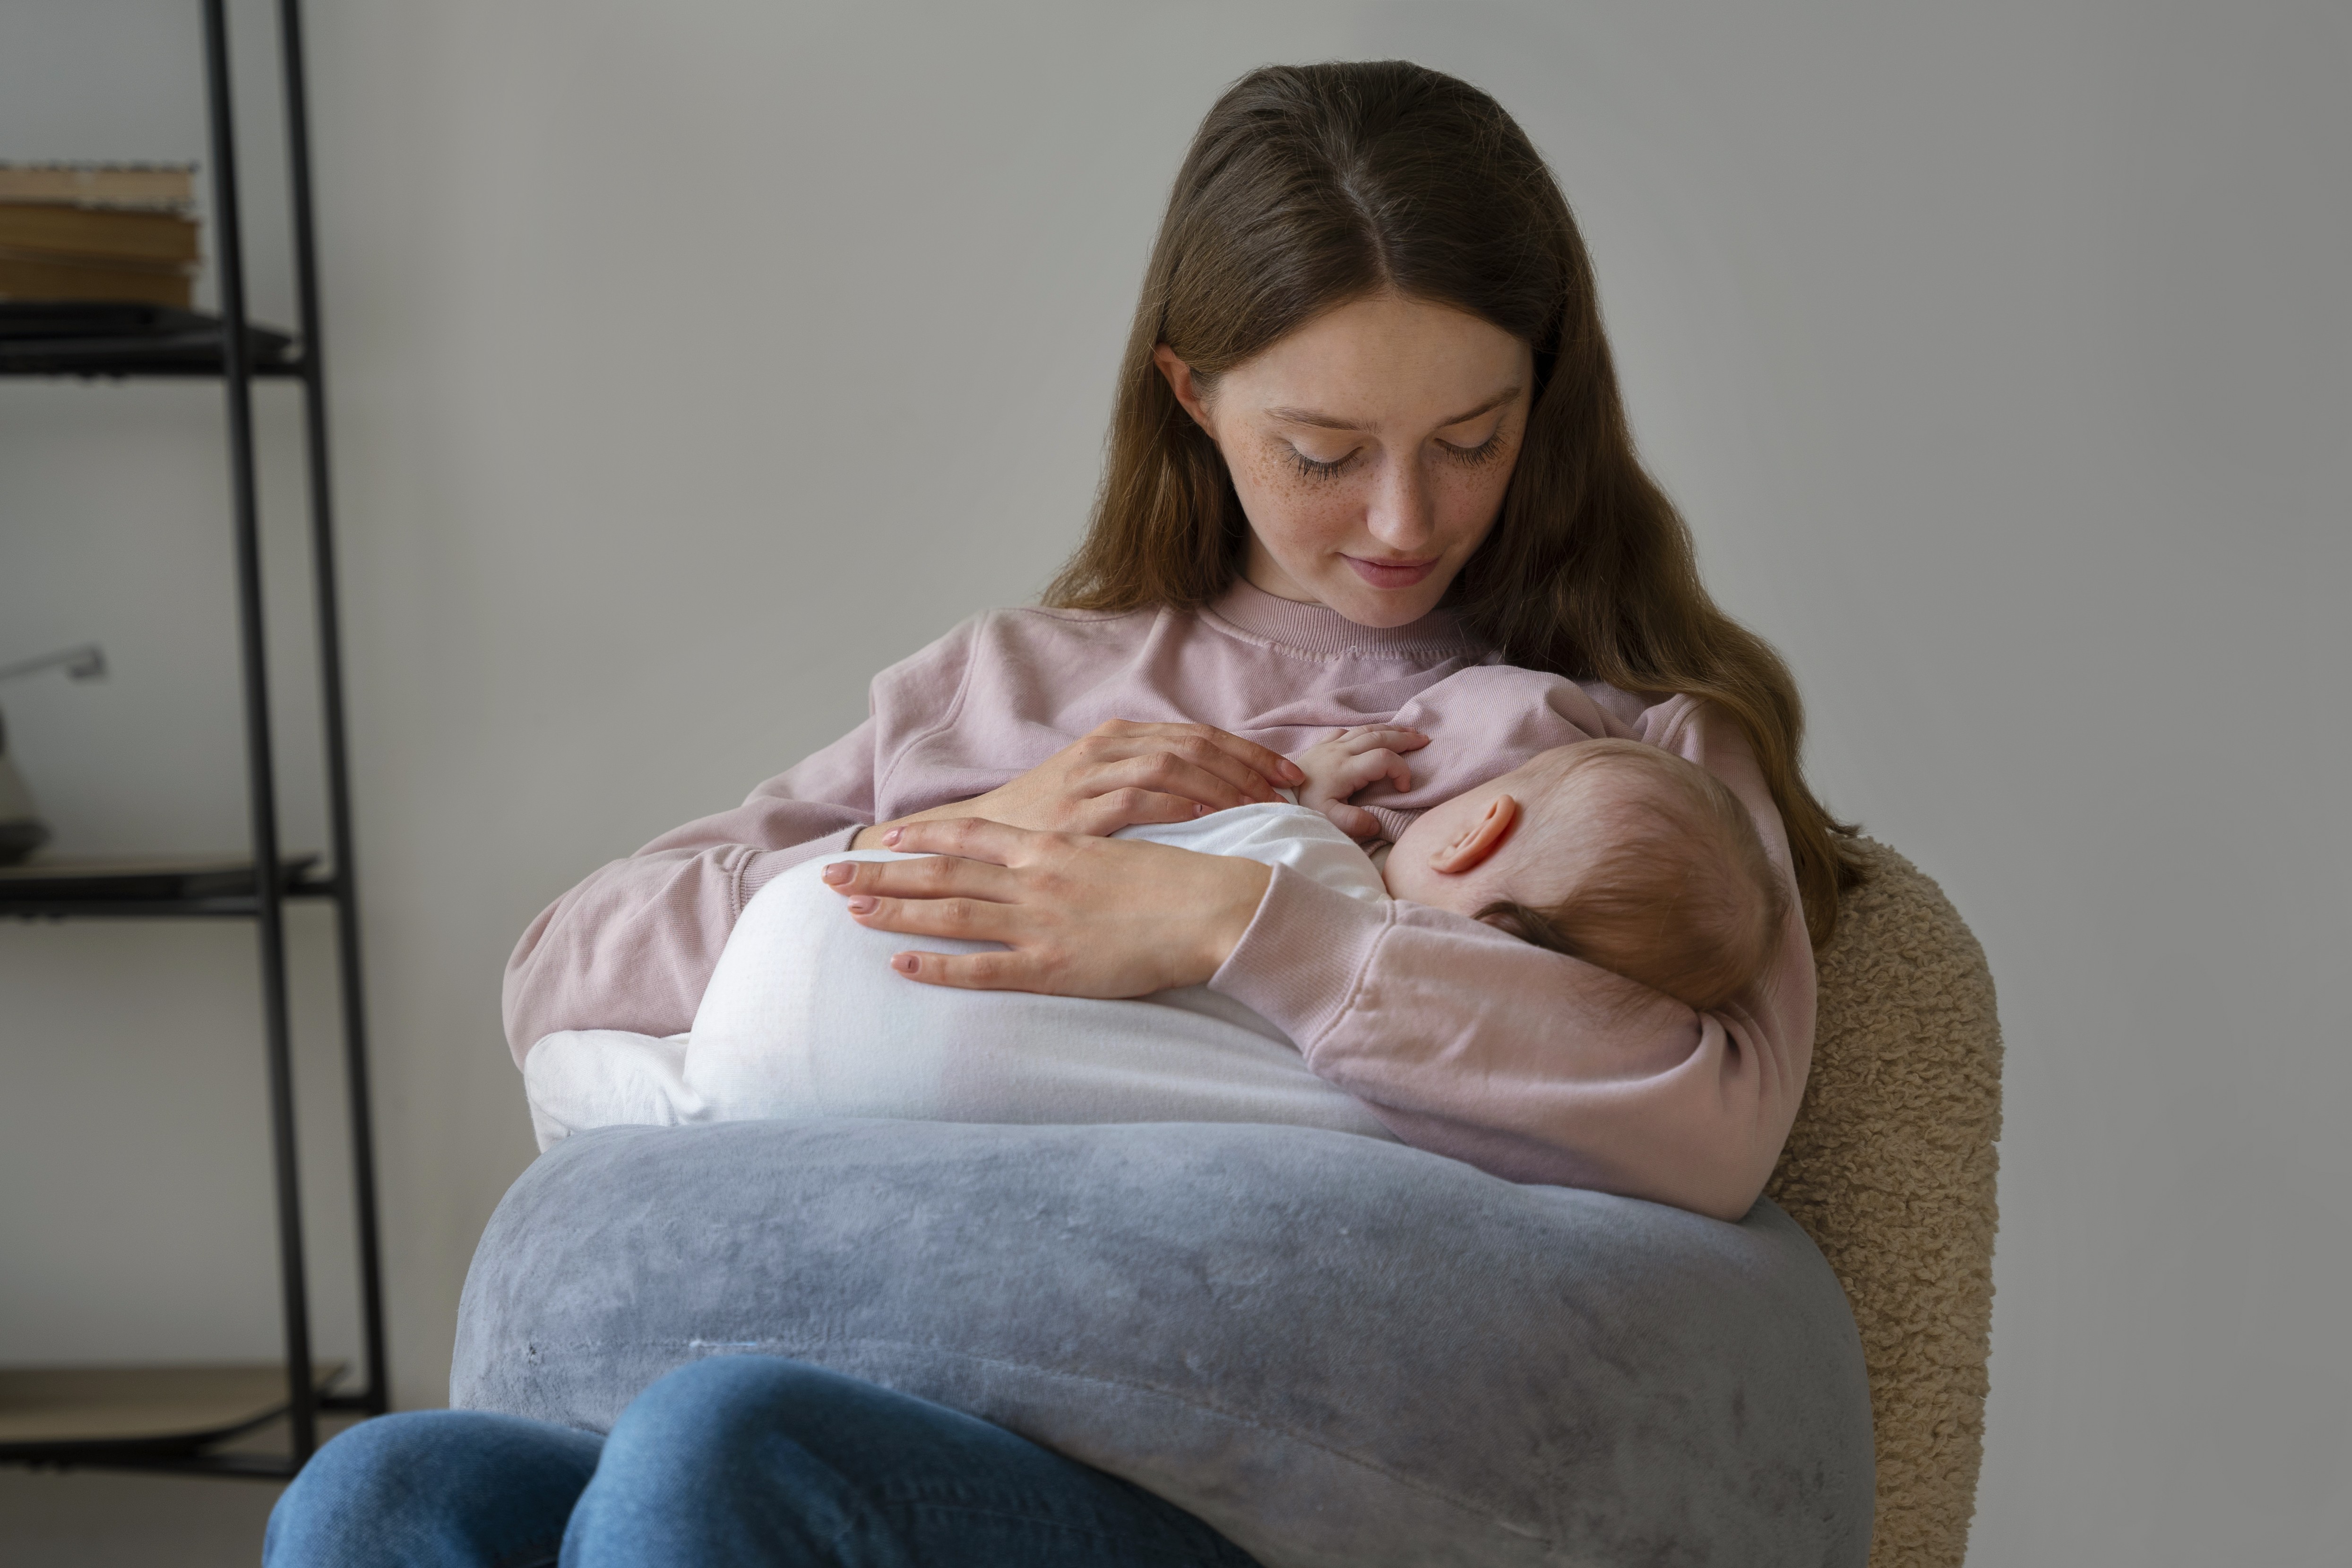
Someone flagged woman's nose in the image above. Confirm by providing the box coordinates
[1363,453,1438,552]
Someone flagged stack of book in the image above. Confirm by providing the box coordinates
[0,163,199,309]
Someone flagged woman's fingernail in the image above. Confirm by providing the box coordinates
[882,828,903,846]
[1195,802,1210,817]
[1283,763,1306,783]
[822,862,852,884]
[847,896,877,914]
[894,953,919,973]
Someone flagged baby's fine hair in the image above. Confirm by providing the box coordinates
[1477,741,1789,1011]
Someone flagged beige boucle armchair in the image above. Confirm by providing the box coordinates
[1767,839,2004,1568]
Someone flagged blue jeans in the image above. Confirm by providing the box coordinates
[264,1357,1259,1567]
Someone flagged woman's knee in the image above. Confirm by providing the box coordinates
[264,1410,600,1568]
[598,1354,845,1475]
[582,1358,1259,1567]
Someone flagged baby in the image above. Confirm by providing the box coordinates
[523,731,1786,1150]
[1296,725,1788,1012]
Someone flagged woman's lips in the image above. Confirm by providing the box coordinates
[1343,554,1441,589]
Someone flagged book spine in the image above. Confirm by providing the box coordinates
[0,203,200,263]
[0,255,193,309]
[0,164,196,209]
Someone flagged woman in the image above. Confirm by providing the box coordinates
[271,60,1858,1567]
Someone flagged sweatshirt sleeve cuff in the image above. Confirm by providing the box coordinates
[1207,863,1391,1050]
[734,825,864,914]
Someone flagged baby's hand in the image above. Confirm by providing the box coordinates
[1291,725,1429,842]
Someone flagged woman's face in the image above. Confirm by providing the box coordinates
[1157,293,1535,629]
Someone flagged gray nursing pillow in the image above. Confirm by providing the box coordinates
[452,1119,1874,1568]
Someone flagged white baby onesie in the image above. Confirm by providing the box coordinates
[523,803,1401,1151]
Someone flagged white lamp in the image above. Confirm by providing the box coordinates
[0,643,109,865]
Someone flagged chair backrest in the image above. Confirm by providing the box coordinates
[1766,838,2002,1568]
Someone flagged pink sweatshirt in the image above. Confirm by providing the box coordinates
[503,582,1815,1221]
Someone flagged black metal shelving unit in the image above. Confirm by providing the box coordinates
[0,0,387,1479]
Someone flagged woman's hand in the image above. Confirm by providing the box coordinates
[823,818,1274,996]
[849,720,1303,849]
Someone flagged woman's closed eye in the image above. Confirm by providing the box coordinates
[1286,442,1364,480]
[1284,430,1509,482]
[1436,423,1509,467]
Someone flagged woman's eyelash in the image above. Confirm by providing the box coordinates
[1285,433,1508,481]
[1288,446,1361,480]
[1440,431,1507,466]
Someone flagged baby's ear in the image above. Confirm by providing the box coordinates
[1429,795,1518,874]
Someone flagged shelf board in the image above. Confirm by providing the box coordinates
[0,853,333,919]
[0,345,304,379]
[0,1362,345,1464]
[0,355,306,379]
[0,303,301,378]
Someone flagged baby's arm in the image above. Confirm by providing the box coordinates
[1291,725,1429,843]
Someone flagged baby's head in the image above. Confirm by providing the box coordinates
[1384,740,1788,1010]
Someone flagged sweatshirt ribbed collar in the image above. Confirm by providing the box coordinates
[1205,577,1482,660]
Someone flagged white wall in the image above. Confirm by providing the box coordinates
[2,2,2345,1561]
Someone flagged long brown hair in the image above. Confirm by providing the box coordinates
[1046,60,1864,944]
